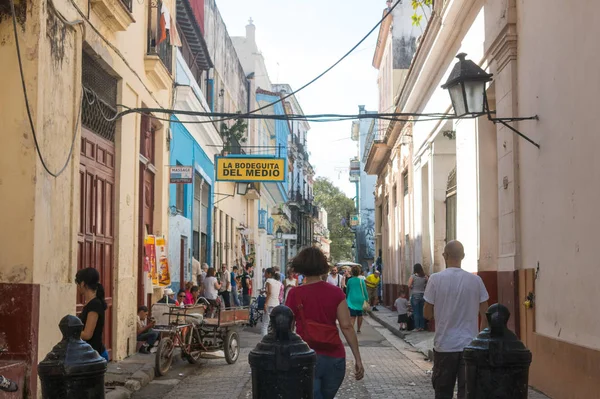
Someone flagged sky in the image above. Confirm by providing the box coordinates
[216,0,383,198]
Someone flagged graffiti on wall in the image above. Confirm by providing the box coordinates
[357,210,376,265]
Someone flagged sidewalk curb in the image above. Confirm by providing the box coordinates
[105,362,156,399]
[367,310,434,361]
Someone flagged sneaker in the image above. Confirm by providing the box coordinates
[0,376,18,392]
[139,345,150,354]
[372,307,379,311]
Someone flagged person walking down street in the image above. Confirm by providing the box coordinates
[326,266,344,289]
[365,270,381,311]
[261,268,283,337]
[76,267,108,361]
[241,263,253,306]
[137,306,159,354]
[218,264,231,309]
[424,240,489,399]
[409,263,428,331]
[345,265,369,334]
[203,268,221,315]
[192,257,202,286]
[199,263,209,295]
[286,247,364,399]
[230,266,241,307]
[394,287,410,331]
[284,268,297,303]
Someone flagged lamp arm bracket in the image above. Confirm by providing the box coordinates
[487,117,540,149]
[485,102,540,149]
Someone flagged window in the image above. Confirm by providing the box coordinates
[403,172,409,196]
[176,183,184,213]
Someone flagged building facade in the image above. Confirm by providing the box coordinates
[350,106,377,271]
[364,0,600,397]
[0,0,175,392]
[365,0,420,303]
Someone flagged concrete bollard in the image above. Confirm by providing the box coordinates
[38,315,107,399]
[248,306,316,399]
[463,304,533,398]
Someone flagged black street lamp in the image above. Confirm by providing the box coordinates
[441,53,493,117]
[441,53,540,149]
[275,226,283,240]
[236,183,250,196]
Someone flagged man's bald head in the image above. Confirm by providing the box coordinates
[443,240,465,267]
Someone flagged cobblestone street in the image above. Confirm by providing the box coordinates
[131,315,549,399]
[132,316,435,398]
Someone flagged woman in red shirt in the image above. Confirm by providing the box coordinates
[286,247,364,399]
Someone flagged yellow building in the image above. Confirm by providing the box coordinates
[0,0,175,393]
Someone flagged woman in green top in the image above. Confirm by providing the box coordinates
[345,266,369,333]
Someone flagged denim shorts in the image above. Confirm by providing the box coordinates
[349,308,363,317]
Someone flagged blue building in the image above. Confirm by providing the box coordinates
[351,106,377,270]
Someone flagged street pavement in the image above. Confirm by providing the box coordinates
[131,315,550,398]
[132,315,436,398]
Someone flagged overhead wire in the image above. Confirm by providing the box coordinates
[9,0,83,178]
[114,0,405,126]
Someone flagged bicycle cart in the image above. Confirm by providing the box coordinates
[152,302,249,376]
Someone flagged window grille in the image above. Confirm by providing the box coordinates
[82,52,118,142]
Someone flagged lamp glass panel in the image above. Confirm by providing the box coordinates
[237,183,248,195]
[448,83,467,116]
[464,81,485,114]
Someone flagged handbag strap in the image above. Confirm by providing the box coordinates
[359,279,368,299]
[295,289,309,332]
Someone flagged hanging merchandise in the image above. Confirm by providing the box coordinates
[156,236,171,286]
[144,235,158,286]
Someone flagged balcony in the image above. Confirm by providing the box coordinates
[311,205,319,220]
[287,191,303,208]
[145,0,173,90]
[363,121,390,175]
[90,0,134,32]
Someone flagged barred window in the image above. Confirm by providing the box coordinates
[82,52,118,142]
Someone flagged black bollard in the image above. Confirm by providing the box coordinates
[463,304,533,399]
[248,305,317,399]
[38,315,107,399]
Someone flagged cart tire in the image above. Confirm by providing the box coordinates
[224,330,240,364]
[186,331,202,364]
[155,338,174,376]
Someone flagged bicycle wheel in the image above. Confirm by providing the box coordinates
[186,329,203,364]
[155,337,174,376]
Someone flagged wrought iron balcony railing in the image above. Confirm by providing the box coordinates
[147,0,173,73]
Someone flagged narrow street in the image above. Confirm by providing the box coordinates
[132,316,435,398]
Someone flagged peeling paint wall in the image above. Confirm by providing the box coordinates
[0,0,174,385]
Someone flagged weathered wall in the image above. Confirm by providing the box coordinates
[1,0,174,379]
[204,0,248,115]
[516,0,600,352]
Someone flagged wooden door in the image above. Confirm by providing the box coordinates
[138,114,156,306]
[78,128,115,358]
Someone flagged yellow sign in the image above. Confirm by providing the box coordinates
[216,157,286,182]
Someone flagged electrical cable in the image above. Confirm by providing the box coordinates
[240,1,402,117]
[10,0,83,178]
[141,0,404,126]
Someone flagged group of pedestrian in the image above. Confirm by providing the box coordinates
[75,237,487,399]
[281,239,489,399]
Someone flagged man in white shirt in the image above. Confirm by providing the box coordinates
[192,257,202,285]
[424,240,489,399]
[326,266,343,288]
